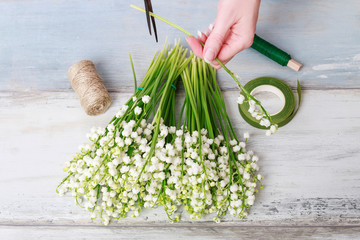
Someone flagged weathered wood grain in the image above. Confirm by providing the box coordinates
[1,0,360,238]
[1,225,360,240]
[0,0,359,92]
[0,90,359,227]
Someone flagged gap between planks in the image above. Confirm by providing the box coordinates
[1,223,360,228]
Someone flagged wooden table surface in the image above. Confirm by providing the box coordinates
[1,0,359,239]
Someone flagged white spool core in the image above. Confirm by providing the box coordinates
[250,85,286,116]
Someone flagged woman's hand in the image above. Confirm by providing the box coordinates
[187,0,261,69]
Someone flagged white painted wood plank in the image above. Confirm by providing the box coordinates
[0,89,359,226]
[0,0,359,91]
[1,225,360,240]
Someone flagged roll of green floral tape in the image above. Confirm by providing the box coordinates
[238,77,301,129]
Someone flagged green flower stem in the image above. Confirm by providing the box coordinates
[210,72,238,140]
[177,101,186,130]
[130,5,193,37]
[56,172,73,193]
[129,53,137,93]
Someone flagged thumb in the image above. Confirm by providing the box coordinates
[203,22,230,63]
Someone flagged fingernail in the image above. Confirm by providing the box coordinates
[204,48,215,63]
[197,30,202,38]
[208,23,214,31]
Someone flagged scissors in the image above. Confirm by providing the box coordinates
[144,0,158,42]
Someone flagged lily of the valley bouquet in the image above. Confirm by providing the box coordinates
[57,41,274,225]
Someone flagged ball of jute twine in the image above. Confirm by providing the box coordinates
[68,60,112,116]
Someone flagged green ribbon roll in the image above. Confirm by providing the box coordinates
[238,77,302,129]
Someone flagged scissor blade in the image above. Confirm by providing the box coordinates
[147,0,158,42]
[144,0,152,35]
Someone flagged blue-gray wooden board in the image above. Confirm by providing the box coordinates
[0,0,360,239]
